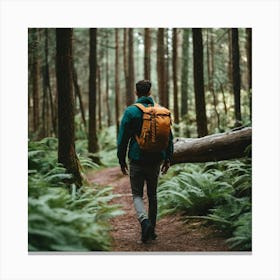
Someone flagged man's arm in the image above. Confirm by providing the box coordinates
[117,109,133,175]
[161,130,174,174]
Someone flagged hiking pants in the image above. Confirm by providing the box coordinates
[129,161,161,230]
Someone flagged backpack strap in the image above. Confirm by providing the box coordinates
[134,103,148,113]
[134,103,158,113]
[133,103,152,145]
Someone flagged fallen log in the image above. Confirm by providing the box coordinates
[171,127,252,164]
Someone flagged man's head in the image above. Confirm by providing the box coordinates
[135,80,152,97]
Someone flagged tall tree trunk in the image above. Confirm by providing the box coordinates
[192,28,208,137]
[31,28,40,135]
[72,61,87,130]
[164,29,169,108]
[44,28,56,136]
[56,28,82,186]
[172,28,179,127]
[227,29,233,93]
[123,29,129,106]
[97,65,102,130]
[144,28,151,80]
[207,29,220,130]
[157,28,165,105]
[127,28,135,105]
[115,29,120,138]
[88,28,99,155]
[219,82,228,116]
[246,28,252,121]
[231,28,242,127]
[42,62,48,138]
[105,31,112,126]
[181,28,189,118]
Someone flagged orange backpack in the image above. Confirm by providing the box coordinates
[134,103,172,152]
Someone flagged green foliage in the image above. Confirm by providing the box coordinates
[158,159,252,250]
[28,138,124,251]
[88,125,119,167]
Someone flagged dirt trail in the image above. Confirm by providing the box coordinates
[88,167,229,252]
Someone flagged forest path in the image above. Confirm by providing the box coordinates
[87,166,229,252]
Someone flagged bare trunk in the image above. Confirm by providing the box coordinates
[246,28,252,121]
[144,28,151,80]
[97,65,102,130]
[192,28,208,137]
[181,28,189,118]
[44,29,56,136]
[32,28,40,135]
[157,28,165,105]
[115,29,120,138]
[127,28,135,105]
[227,29,233,93]
[72,62,87,130]
[164,29,169,108]
[231,28,242,127]
[123,29,129,105]
[172,127,251,164]
[207,29,220,130]
[56,28,82,186]
[105,31,112,126]
[88,28,99,154]
[172,28,179,127]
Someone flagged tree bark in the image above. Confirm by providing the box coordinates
[181,28,189,118]
[88,28,99,154]
[172,28,179,127]
[231,28,242,127]
[144,28,151,80]
[44,28,56,137]
[227,29,233,93]
[127,28,135,105]
[56,28,82,186]
[31,28,40,135]
[105,31,112,127]
[72,61,87,130]
[123,29,129,106]
[164,29,169,108]
[207,29,220,130]
[115,29,120,138]
[157,28,165,106]
[246,28,252,121]
[171,127,251,164]
[192,28,208,137]
[97,65,102,131]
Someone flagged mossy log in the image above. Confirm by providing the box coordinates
[172,127,252,164]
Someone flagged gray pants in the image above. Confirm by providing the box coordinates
[129,161,161,229]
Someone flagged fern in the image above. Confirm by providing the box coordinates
[28,138,124,252]
[158,160,252,250]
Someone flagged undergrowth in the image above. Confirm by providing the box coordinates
[157,159,252,251]
[28,137,124,252]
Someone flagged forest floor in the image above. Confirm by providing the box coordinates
[87,166,230,252]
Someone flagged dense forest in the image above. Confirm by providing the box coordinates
[28,28,252,252]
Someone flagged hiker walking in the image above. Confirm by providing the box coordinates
[117,80,174,243]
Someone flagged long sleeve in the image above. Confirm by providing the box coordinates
[117,109,133,166]
[164,130,174,162]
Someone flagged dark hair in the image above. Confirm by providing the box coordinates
[136,80,152,96]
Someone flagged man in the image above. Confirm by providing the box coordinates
[117,80,174,243]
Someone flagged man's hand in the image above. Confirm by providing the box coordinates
[120,162,128,175]
[161,160,170,175]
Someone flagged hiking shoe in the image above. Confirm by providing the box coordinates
[151,230,157,240]
[141,219,152,243]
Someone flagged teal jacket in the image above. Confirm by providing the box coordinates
[117,96,174,166]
